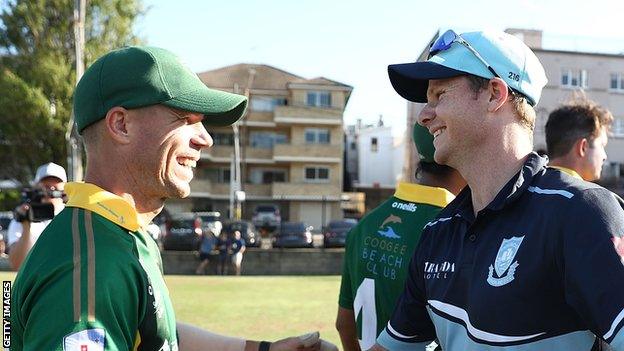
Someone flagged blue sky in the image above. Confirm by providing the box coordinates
[137,0,624,135]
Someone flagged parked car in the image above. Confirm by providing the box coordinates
[195,211,223,237]
[162,213,202,251]
[323,219,358,248]
[223,220,260,247]
[272,222,313,248]
[252,204,281,229]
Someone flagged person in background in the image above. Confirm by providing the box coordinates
[196,227,218,275]
[230,230,246,276]
[7,162,66,270]
[545,97,612,182]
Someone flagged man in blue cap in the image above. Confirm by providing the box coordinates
[368,30,624,350]
[336,124,464,350]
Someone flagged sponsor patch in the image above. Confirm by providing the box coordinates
[63,329,105,351]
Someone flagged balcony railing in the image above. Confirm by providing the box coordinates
[274,105,342,124]
[272,182,340,197]
[273,143,342,160]
[201,145,233,160]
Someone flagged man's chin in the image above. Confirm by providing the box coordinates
[166,182,191,199]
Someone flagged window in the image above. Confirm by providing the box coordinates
[218,169,231,183]
[249,169,287,184]
[561,69,588,88]
[202,168,231,183]
[610,73,624,91]
[304,167,330,182]
[250,96,287,112]
[350,142,356,150]
[613,118,624,138]
[371,137,378,152]
[306,91,331,107]
[250,131,288,148]
[304,128,330,144]
[212,133,234,146]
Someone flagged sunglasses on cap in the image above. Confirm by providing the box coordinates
[429,30,502,79]
[428,30,526,99]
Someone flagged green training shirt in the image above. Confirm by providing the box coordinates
[11,182,177,351]
[338,182,454,349]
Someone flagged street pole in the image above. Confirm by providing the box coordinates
[66,0,86,181]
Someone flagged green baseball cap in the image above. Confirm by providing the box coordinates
[73,46,248,134]
[413,123,435,163]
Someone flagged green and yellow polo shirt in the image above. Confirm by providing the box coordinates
[338,182,454,350]
[11,182,177,351]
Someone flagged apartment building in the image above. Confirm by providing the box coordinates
[165,64,352,229]
[404,29,624,192]
[345,119,405,212]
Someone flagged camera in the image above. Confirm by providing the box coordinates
[13,187,61,223]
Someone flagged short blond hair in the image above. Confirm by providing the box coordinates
[466,75,536,131]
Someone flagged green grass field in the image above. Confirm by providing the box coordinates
[0,272,343,347]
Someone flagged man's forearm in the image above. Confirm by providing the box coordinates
[177,322,246,351]
[336,307,361,351]
[9,222,33,270]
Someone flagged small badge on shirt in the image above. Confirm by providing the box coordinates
[63,329,105,351]
[487,236,525,287]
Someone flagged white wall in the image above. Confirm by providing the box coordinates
[357,126,403,188]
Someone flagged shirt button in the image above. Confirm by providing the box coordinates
[469,234,476,242]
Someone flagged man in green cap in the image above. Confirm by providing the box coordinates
[10,46,332,351]
[335,123,465,351]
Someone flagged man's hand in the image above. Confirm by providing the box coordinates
[270,332,338,351]
[365,343,387,351]
[14,204,31,224]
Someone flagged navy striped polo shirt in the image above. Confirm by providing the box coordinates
[378,153,624,350]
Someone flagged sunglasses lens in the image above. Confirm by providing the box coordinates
[430,30,457,54]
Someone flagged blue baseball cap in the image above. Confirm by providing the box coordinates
[388,30,547,106]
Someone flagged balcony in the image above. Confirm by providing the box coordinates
[274,106,342,125]
[241,111,275,126]
[201,145,233,160]
[243,147,273,161]
[190,179,212,194]
[273,143,342,162]
[272,182,340,198]
[242,184,272,197]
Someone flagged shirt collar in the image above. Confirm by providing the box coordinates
[394,182,455,208]
[64,182,143,231]
[549,166,583,179]
[447,152,549,220]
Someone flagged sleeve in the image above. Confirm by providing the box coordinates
[558,188,624,349]
[377,233,435,351]
[338,226,355,310]
[7,219,22,246]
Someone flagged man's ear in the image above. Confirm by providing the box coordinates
[486,78,509,113]
[104,107,131,144]
[576,138,589,158]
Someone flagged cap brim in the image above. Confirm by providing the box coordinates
[163,88,248,127]
[388,62,466,103]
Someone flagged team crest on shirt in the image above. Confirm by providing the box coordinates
[487,236,525,287]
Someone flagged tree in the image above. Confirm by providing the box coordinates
[0,0,144,183]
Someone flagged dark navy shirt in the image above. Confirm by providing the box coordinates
[378,153,624,350]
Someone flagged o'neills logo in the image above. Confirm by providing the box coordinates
[423,261,455,280]
[392,202,417,212]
